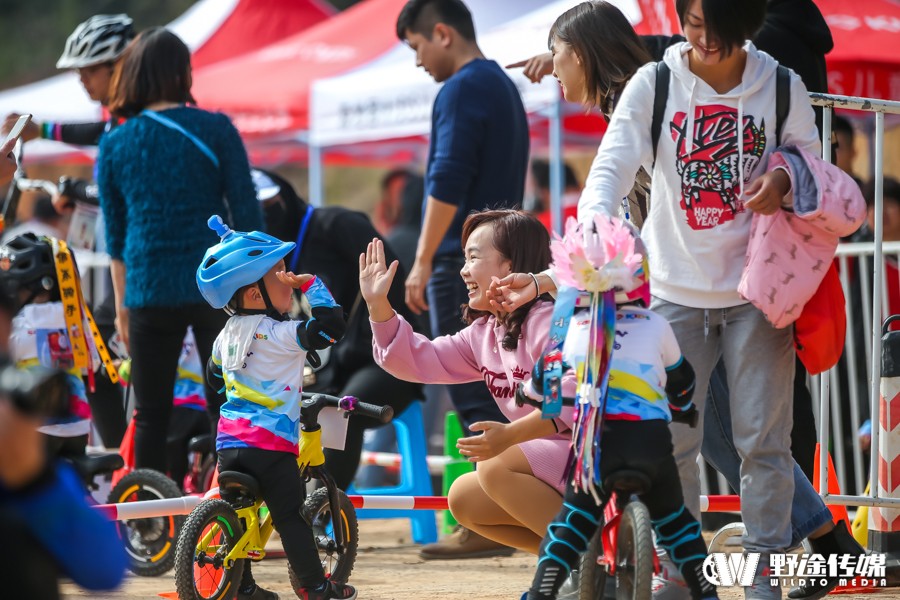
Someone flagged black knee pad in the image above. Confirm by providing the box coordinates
[651,505,704,569]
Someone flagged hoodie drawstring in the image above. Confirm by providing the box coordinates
[685,79,698,158]
[737,96,745,200]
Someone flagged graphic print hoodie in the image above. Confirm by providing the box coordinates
[579,42,820,309]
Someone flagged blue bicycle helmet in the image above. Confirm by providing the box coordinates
[196,215,295,311]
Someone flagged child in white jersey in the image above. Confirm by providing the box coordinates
[519,216,715,600]
[197,216,352,600]
[1,233,110,458]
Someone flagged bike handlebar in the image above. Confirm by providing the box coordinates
[299,392,393,430]
[514,382,576,410]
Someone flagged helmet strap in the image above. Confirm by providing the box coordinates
[231,279,288,322]
[257,279,288,321]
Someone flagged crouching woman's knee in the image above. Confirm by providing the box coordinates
[447,471,482,528]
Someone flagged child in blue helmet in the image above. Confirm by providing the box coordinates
[197,216,352,600]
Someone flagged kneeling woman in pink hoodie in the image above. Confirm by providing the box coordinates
[358,209,573,554]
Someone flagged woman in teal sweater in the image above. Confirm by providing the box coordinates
[97,28,262,479]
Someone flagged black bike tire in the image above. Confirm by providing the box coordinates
[174,499,245,600]
[288,486,359,589]
[108,468,184,577]
[579,528,609,600]
[615,502,653,600]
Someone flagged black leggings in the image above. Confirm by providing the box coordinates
[85,324,127,448]
[318,364,420,490]
[166,407,210,490]
[527,420,714,600]
[218,447,325,588]
[129,304,227,474]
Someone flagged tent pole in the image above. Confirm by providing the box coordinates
[309,138,324,207]
[549,92,564,236]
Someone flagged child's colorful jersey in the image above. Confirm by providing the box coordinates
[10,302,95,437]
[174,327,205,412]
[211,277,340,455]
[563,305,683,422]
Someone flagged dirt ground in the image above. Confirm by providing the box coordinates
[61,519,897,600]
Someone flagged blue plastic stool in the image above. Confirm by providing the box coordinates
[348,401,438,544]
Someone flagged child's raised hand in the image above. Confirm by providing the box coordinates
[276,271,314,289]
[359,238,398,322]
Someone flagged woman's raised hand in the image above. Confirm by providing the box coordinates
[487,273,538,313]
[359,238,398,322]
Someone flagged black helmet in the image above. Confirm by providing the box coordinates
[0,234,59,306]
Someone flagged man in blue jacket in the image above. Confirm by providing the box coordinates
[396,0,529,559]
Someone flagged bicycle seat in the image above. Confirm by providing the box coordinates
[218,471,261,508]
[603,469,651,496]
[187,434,213,454]
[69,452,125,483]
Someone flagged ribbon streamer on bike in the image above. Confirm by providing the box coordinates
[52,238,119,390]
[547,215,644,502]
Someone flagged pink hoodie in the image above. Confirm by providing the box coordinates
[371,300,574,493]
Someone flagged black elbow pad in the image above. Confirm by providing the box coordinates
[297,306,346,351]
[206,356,225,394]
[665,358,695,408]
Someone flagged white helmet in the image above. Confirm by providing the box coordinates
[57,14,135,69]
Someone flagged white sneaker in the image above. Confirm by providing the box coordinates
[745,554,781,600]
[557,569,579,600]
[652,549,690,600]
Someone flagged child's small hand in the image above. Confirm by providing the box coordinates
[276,271,314,289]
[457,421,512,462]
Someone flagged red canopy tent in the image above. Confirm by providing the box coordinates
[191,0,336,69]
[817,0,900,100]
[193,0,411,139]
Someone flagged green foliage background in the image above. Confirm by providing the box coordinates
[0,0,360,89]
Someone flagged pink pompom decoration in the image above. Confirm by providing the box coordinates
[550,215,643,293]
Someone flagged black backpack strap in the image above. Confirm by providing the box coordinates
[775,65,791,147]
[651,61,671,166]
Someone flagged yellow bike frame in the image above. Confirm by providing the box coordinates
[199,427,326,568]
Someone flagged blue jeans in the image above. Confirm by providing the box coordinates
[427,256,507,433]
[703,360,833,548]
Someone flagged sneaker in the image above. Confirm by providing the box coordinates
[787,523,863,600]
[557,568,579,600]
[296,580,357,600]
[418,526,516,560]
[745,554,781,600]
[652,549,690,600]
[237,584,279,600]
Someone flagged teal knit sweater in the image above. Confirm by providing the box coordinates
[97,106,262,308]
